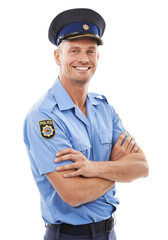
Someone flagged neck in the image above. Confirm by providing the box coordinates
[59,76,89,110]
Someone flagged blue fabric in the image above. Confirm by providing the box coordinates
[23,77,127,225]
[57,22,99,45]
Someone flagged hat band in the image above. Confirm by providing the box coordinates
[57,22,99,45]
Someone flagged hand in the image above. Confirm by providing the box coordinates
[110,132,138,161]
[54,148,96,178]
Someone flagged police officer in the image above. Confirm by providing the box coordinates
[23,8,149,240]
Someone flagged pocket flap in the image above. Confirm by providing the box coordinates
[71,140,91,152]
[99,132,112,144]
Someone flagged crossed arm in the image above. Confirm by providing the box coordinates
[46,132,149,207]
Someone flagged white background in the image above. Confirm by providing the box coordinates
[0,0,168,239]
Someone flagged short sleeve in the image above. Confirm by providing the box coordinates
[23,111,73,175]
[111,106,129,146]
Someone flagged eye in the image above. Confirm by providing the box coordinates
[88,50,95,54]
[70,49,78,54]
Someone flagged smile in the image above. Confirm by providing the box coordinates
[73,66,91,71]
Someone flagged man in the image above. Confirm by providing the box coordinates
[24,8,149,240]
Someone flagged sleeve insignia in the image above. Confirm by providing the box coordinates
[39,120,56,139]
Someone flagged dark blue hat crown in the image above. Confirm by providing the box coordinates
[48,8,106,46]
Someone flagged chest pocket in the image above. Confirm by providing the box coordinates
[99,132,112,144]
[71,140,91,159]
[99,128,112,145]
[98,132,112,161]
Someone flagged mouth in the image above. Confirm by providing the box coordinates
[72,66,91,71]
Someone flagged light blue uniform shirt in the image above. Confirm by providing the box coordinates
[23,78,127,225]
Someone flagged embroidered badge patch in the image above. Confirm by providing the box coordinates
[39,120,56,139]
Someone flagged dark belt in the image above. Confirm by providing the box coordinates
[49,216,114,236]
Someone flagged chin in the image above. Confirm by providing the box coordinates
[71,77,91,85]
[74,79,90,85]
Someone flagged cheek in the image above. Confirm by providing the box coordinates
[58,55,67,68]
[92,58,99,70]
[60,58,72,73]
[63,57,76,71]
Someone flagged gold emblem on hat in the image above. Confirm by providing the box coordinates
[83,24,89,31]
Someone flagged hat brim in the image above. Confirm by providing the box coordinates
[65,34,103,45]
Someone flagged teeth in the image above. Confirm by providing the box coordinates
[74,67,89,70]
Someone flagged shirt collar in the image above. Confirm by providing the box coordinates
[51,78,101,111]
[87,92,102,106]
[51,78,75,111]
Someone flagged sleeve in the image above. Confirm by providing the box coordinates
[111,106,129,146]
[24,111,73,175]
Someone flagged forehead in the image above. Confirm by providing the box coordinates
[61,38,99,50]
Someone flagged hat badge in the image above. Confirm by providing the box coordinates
[83,24,89,31]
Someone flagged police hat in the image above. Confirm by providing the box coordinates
[48,8,106,46]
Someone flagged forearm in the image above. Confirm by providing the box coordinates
[70,175,115,206]
[94,152,149,183]
[46,170,114,207]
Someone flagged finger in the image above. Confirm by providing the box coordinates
[56,163,77,172]
[55,153,78,163]
[56,148,77,157]
[63,170,82,178]
[131,143,139,153]
[116,131,128,146]
[122,135,132,149]
[127,137,135,152]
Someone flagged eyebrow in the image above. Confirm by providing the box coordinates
[68,46,97,50]
[88,46,97,49]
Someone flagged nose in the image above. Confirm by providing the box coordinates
[78,52,89,64]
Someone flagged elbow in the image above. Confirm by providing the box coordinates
[126,162,149,183]
[140,151,149,178]
[66,199,81,207]
[141,152,149,178]
[134,161,149,182]
[62,193,83,207]
[135,152,149,180]
[143,161,149,178]
[68,201,81,208]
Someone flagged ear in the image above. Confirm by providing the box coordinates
[97,51,100,61]
[54,49,61,66]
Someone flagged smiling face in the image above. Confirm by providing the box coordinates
[54,38,99,86]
